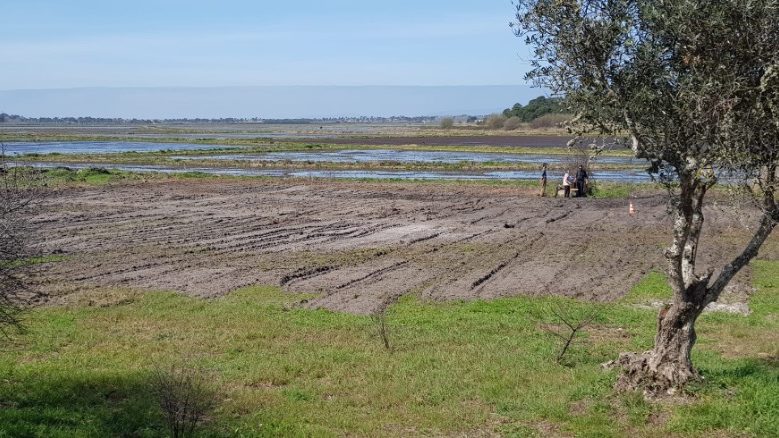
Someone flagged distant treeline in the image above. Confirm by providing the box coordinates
[0,113,441,125]
[502,96,567,122]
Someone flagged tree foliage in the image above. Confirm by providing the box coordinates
[512,0,778,394]
[503,95,566,122]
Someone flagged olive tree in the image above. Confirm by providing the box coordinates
[512,0,778,394]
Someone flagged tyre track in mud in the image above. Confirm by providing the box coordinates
[297,225,540,312]
[36,179,777,314]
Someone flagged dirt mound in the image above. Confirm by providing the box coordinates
[36,179,776,314]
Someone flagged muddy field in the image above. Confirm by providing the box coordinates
[36,179,777,314]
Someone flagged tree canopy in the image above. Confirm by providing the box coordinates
[502,96,566,122]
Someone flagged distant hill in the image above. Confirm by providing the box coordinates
[0,85,544,120]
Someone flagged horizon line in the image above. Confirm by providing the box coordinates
[0,84,533,92]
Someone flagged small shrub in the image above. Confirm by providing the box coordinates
[536,300,599,364]
[586,180,599,197]
[503,116,522,130]
[372,307,392,351]
[151,366,216,438]
[484,114,507,129]
[530,113,571,129]
[0,152,46,335]
[439,117,455,129]
[86,167,111,175]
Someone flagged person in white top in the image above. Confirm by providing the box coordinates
[562,171,572,198]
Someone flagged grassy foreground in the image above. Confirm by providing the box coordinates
[0,262,777,437]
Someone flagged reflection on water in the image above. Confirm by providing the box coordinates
[27,162,652,183]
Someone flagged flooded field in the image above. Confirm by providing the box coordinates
[2,141,227,155]
[9,140,649,181]
[31,162,653,182]
[171,149,641,165]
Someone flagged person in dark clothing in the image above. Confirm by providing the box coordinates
[575,165,588,197]
[539,163,548,197]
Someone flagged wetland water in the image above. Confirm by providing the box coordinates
[2,141,225,155]
[171,149,640,165]
[9,141,650,182]
[30,162,653,182]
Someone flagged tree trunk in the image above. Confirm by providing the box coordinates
[608,169,712,396]
[612,295,705,395]
[607,165,776,397]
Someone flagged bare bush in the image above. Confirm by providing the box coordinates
[560,137,619,196]
[537,301,599,364]
[561,139,594,171]
[503,116,523,131]
[151,366,217,438]
[0,150,46,335]
[484,114,507,129]
[530,113,571,129]
[372,306,391,351]
[439,117,455,129]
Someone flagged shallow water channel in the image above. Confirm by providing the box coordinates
[171,149,640,166]
[30,162,653,182]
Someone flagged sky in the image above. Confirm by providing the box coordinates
[0,1,543,117]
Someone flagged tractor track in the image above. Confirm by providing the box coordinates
[35,178,776,314]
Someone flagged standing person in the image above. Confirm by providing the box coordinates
[562,170,571,198]
[575,165,588,197]
[539,163,548,197]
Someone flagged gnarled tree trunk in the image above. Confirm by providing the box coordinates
[614,288,705,394]
[610,165,778,396]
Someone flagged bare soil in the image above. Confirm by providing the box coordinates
[36,179,777,314]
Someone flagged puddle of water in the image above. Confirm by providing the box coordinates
[171,149,641,166]
[26,162,652,183]
[2,141,227,155]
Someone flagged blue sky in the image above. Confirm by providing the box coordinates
[1,0,533,89]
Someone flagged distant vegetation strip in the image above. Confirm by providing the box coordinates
[0,113,441,125]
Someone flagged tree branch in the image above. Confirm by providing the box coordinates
[706,177,778,305]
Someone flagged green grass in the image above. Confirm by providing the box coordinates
[43,167,139,186]
[590,181,638,199]
[40,167,241,187]
[622,272,673,304]
[0,255,67,270]
[0,261,776,436]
